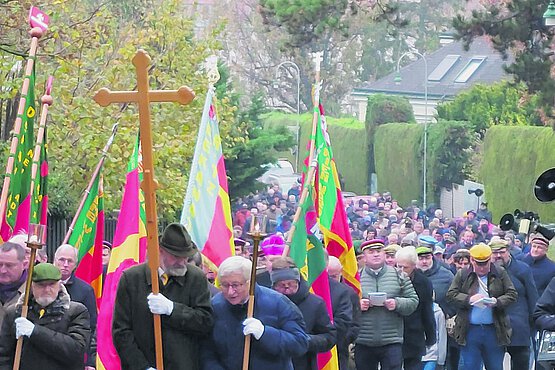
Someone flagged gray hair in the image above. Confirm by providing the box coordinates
[0,242,25,261]
[218,256,252,281]
[55,244,78,261]
[8,233,29,249]
[396,246,417,265]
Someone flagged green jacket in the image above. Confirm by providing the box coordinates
[356,265,419,347]
[113,263,214,370]
[446,264,517,346]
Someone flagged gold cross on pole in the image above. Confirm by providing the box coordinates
[93,49,195,370]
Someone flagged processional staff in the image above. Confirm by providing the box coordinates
[93,49,195,370]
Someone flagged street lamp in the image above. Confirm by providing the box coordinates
[544,0,555,26]
[394,51,429,210]
[275,61,301,172]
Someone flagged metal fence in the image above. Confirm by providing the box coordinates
[44,216,118,261]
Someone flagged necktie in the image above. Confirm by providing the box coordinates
[161,273,169,286]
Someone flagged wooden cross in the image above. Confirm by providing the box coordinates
[93,49,195,370]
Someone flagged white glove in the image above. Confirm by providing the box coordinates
[243,317,264,340]
[147,293,174,316]
[15,317,35,339]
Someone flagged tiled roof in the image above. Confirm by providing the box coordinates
[353,37,512,99]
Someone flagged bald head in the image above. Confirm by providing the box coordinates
[327,256,343,282]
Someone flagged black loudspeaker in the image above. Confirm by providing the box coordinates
[468,188,484,197]
[499,214,518,233]
[535,168,555,203]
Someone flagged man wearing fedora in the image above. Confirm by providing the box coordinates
[112,223,214,370]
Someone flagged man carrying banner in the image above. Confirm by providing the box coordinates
[112,222,213,370]
[200,255,309,370]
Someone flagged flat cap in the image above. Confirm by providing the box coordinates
[469,243,492,262]
[384,244,400,255]
[32,263,61,282]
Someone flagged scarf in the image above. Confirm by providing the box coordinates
[0,270,27,305]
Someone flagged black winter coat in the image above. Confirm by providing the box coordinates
[329,278,354,370]
[287,279,337,370]
[112,263,213,370]
[65,273,97,367]
[0,286,91,370]
[403,269,436,359]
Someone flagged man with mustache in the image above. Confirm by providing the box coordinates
[113,223,214,370]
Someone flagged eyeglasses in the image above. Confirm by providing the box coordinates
[220,282,246,291]
[273,281,298,290]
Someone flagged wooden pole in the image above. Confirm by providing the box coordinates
[62,124,118,244]
[12,236,43,370]
[0,27,44,232]
[242,222,265,370]
[93,49,195,370]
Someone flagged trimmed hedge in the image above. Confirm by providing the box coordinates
[262,112,368,194]
[374,120,474,207]
[481,126,555,223]
[374,123,422,205]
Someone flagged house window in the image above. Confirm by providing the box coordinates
[454,57,487,83]
[428,55,460,82]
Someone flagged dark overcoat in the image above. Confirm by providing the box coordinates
[112,263,213,370]
[0,286,90,370]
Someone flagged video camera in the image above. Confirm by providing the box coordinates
[499,209,555,240]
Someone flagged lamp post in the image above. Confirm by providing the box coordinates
[545,0,555,26]
[275,61,301,172]
[394,51,429,210]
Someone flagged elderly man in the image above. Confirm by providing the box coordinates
[395,246,436,370]
[201,255,309,370]
[0,243,26,330]
[0,263,90,370]
[489,239,537,370]
[113,223,213,370]
[521,234,555,297]
[271,257,336,370]
[54,244,97,369]
[446,244,517,370]
[355,239,419,370]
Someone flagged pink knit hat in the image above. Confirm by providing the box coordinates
[260,234,285,256]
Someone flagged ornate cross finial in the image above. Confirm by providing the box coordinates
[205,55,220,86]
[313,51,324,72]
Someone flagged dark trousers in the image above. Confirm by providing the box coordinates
[507,345,530,369]
[354,343,403,370]
[404,357,424,370]
[446,342,460,370]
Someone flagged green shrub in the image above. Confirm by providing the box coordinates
[481,126,555,223]
[365,94,416,126]
[374,123,422,205]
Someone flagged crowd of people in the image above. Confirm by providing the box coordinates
[2,183,555,369]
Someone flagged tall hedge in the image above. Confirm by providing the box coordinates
[481,126,555,223]
[262,111,368,194]
[374,123,422,205]
[374,120,474,207]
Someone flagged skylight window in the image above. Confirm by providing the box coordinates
[428,55,460,82]
[454,57,487,83]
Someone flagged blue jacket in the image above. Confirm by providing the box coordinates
[201,284,309,370]
[421,259,455,317]
[521,254,555,297]
[503,258,538,346]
